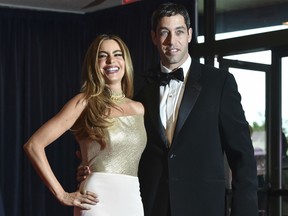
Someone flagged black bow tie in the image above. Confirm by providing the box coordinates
[159,68,184,86]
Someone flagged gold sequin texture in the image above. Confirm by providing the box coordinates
[80,115,147,177]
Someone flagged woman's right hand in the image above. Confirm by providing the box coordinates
[58,190,98,210]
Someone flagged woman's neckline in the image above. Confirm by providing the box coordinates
[108,113,144,119]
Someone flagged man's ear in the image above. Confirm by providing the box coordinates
[150,30,157,46]
[188,28,193,43]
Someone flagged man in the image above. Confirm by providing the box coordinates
[136,2,258,216]
[78,2,258,216]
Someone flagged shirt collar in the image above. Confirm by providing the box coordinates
[160,55,191,79]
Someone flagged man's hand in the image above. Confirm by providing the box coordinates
[75,150,91,183]
[77,165,91,183]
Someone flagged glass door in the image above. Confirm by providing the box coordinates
[281,56,288,216]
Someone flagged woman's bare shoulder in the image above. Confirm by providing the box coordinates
[67,93,87,108]
[58,93,87,117]
[125,98,145,115]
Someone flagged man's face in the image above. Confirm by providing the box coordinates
[151,14,192,70]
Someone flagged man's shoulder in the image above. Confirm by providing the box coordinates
[134,78,158,103]
[194,61,230,79]
[145,65,161,82]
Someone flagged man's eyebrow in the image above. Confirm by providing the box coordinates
[158,26,186,31]
[175,26,187,30]
[158,27,169,31]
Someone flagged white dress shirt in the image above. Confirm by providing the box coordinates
[160,56,192,129]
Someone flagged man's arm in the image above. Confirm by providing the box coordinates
[220,73,258,215]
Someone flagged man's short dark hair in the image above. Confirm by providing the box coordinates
[151,2,191,32]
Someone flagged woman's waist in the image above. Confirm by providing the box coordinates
[89,163,139,176]
[79,172,140,194]
[87,172,138,179]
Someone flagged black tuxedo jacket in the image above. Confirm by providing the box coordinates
[136,60,258,216]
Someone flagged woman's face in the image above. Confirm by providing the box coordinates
[98,39,125,85]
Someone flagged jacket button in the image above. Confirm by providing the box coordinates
[170,154,176,159]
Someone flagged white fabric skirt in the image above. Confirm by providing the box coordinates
[74,172,144,216]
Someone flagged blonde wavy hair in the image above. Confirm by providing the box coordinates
[72,34,134,149]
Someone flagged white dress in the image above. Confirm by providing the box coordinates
[74,115,147,216]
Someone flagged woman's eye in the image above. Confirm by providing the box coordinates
[98,54,107,59]
[115,53,123,57]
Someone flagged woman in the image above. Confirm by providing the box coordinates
[24,34,147,216]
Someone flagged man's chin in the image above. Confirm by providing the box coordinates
[165,57,180,65]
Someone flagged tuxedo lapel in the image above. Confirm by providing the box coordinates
[173,61,202,143]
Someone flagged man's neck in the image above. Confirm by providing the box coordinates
[160,55,191,73]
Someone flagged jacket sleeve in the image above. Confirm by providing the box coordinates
[219,73,259,216]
